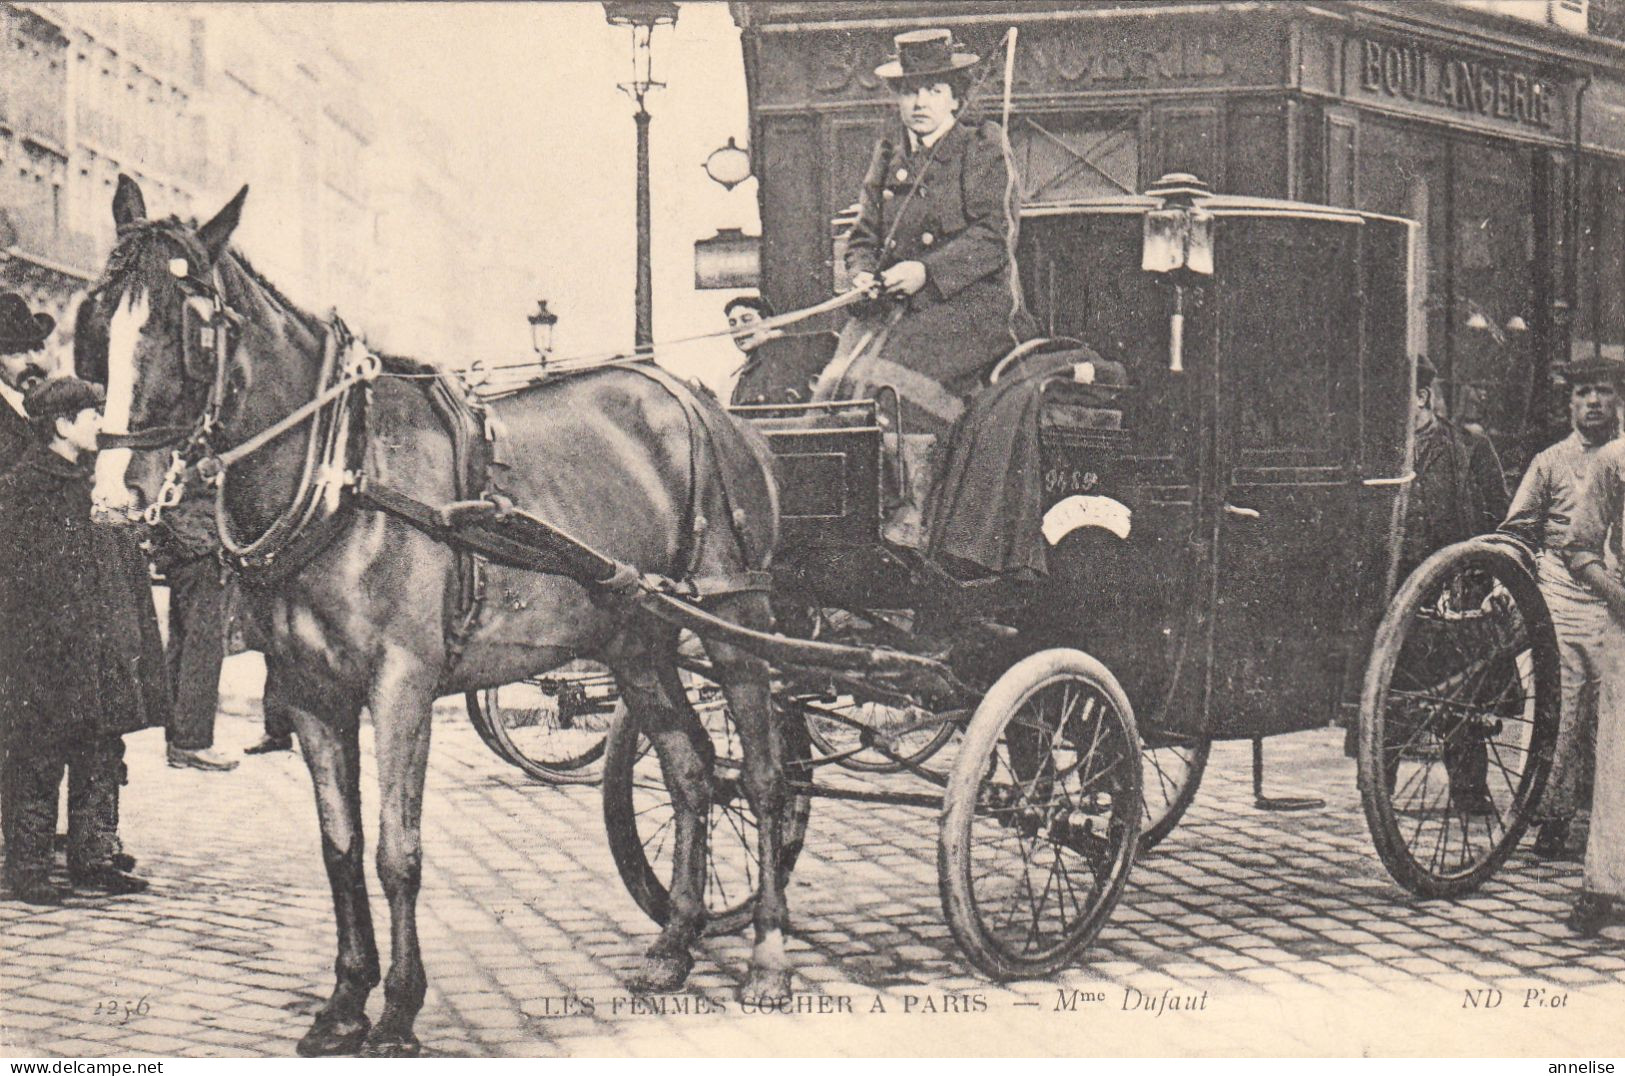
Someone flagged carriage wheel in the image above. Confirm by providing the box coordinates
[464,668,618,785]
[939,649,1140,980]
[794,694,959,775]
[602,677,812,936]
[1359,537,1560,898]
[1138,732,1209,852]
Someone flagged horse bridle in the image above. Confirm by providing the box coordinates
[91,229,383,529]
[92,248,246,524]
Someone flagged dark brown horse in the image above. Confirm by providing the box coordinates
[83,177,791,1056]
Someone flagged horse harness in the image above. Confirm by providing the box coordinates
[122,266,771,670]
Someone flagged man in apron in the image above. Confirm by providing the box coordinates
[1561,396,1625,936]
[1501,355,1622,859]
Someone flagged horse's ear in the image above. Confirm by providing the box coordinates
[113,174,146,227]
[199,185,249,260]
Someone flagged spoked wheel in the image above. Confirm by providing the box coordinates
[1137,731,1209,852]
[465,665,619,785]
[603,675,812,936]
[792,693,959,775]
[1360,537,1560,898]
[940,649,1141,980]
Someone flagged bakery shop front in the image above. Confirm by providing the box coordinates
[733,0,1625,468]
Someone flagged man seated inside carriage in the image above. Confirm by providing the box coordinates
[815,29,1072,601]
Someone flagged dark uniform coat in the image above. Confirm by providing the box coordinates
[830,118,1032,438]
[729,333,837,408]
[0,400,28,473]
[0,445,169,749]
[1402,417,1509,573]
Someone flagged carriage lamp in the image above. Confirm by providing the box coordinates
[703,137,753,191]
[528,300,558,358]
[1142,173,1215,374]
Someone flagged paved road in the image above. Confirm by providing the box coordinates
[4,664,1623,1057]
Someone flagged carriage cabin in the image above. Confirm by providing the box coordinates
[742,180,1416,741]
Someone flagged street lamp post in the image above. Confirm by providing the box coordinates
[603,1,678,352]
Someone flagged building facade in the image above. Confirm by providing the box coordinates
[733,0,1625,469]
[0,2,505,371]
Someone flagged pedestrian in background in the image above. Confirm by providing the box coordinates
[723,295,830,408]
[154,498,242,771]
[1398,355,1510,813]
[0,377,167,904]
[1501,355,1622,859]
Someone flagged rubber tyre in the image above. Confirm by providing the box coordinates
[798,694,959,775]
[1359,537,1560,898]
[602,686,812,937]
[1138,732,1209,853]
[464,670,615,786]
[939,648,1141,980]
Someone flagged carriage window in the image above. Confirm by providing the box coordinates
[1222,219,1355,458]
[1020,214,1184,460]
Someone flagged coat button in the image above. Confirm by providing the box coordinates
[921,232,935,246]
[896,168,909,182]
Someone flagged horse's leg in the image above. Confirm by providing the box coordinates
[606,629,713,993]
[700,592,793,1001]
[278,672,378,1057]
[361,652,438,1057]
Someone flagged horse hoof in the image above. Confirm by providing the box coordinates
[739,968,795,1005]
[625,950,694,994]
[296,1014,371,1057]
[361,1029,423,1058]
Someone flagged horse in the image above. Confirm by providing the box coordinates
[82,175,792,1056]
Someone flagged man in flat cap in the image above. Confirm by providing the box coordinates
[1502,354,1623,860]
[0,377,166,904]
[1557,354,1625,935]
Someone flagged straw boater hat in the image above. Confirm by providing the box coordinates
[1560,353,1625,388]
[0,293,55,353]
[874,29,980,83]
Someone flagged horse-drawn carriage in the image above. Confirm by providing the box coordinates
[87,170,1557,1052]
[595,174,1560,977]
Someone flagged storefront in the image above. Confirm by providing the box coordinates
[733,0,1625,468]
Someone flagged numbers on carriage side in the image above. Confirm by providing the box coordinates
[93,996,150,1023]
[1044,468,1100,496]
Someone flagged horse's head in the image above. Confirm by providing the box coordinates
[89,175,247,521]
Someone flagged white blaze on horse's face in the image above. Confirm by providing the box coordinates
[91,287,151,514]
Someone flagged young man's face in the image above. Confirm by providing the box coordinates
[894,80,958,138]
[727,306,772,354]
[1570,378,1620,439]
[0,349,48,393]
[57,407,102,456]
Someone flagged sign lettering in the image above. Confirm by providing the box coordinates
[1357,38,1556,130]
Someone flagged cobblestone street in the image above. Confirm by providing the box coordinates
[4,659,1624,1058]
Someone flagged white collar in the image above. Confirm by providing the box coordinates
[0,381,25,419]
[908,117,956,153]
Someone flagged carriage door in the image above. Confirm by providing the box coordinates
[1205,215,1365,739]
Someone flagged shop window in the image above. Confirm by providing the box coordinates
[1008,113,1139,202]
[1450,139,1536,455]
[1577,154,1625,366]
